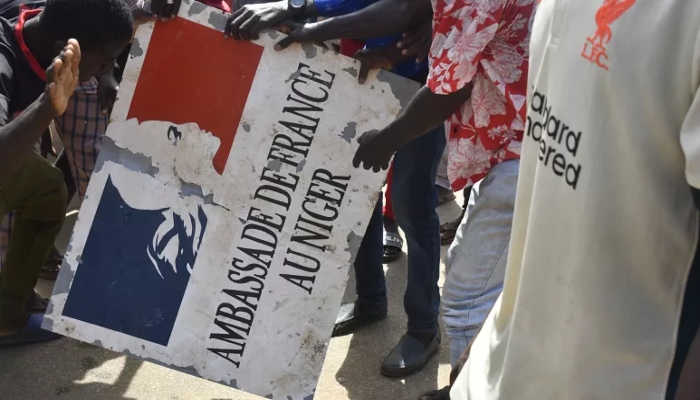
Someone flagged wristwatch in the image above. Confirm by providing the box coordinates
[287,0,307,14]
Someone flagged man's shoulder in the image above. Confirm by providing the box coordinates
[0,16,18,59]
[0,17,24,88]
[0,0,44,21]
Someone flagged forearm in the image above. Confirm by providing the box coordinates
[305,0,430,41]
[0,94,55,181]
[384,84,472,149]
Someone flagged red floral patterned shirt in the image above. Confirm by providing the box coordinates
[428,0,538,190]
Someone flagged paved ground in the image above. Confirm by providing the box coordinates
[0,190,464,400]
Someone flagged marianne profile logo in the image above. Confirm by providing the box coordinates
[581,0,636,70]
[62,176,208,346]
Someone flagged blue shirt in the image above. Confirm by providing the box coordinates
[314,0,428,80]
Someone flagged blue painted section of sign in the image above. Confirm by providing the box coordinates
[63,176,207,346]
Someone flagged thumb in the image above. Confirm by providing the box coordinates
[356,130,371,145]
[357,57,371,84]
[274,34,297,51]
[353,50,372,84]
[274,21,303,51]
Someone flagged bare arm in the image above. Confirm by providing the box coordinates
[305,0,432,41]
[353,84,473,172]
[0,94,54,181]
[226,0,431,41]
[387,85,472,147]
[0,41,81,181]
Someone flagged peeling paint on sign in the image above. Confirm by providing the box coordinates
[130,38,144,57]
[376,70,416,111]
[342,67,358,77]
[340,122,357,143]
[207,11,227,31]
[187,1,207,15]
[300,43,317,59]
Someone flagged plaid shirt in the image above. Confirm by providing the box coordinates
[124,0,145,12]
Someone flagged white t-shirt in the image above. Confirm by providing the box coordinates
[451,0,700,399]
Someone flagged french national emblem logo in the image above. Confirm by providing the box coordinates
[581,0,636,70]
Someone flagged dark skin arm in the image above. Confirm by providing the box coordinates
[304,0,430,41]
[225,0,430,41]
[0,40,80,182]
[352,45,407,84]
[353,84,473,172]
[397,16,433,62]
[449,324,482,385]
[274,31,413,84]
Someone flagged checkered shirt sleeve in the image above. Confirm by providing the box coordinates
[124,0,145,12]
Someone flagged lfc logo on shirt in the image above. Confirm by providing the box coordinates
[581,0,636,70]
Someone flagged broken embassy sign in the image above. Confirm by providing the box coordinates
[43,1,418,399]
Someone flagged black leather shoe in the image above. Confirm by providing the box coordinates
[25,292,49,314]
[332,300,388,337]
[380,330,441,378]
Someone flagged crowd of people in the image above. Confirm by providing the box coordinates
[0,0,699,399]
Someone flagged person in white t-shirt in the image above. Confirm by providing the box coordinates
[420,0,700,399]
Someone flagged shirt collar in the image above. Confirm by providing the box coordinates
[14,7,46,81]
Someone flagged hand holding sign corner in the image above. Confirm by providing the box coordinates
[352,46,403,84]
[352,129,397,173]
[273,21,330,53]
[224,2,295,41]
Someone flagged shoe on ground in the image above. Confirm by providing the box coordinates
[381,330,441,378]
[332,299,388,337]
[25,292,49,314]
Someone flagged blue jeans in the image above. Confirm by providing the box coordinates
[353,125,446,334]
[442,160,519,365]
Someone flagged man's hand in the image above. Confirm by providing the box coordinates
[97,71,119,116]
[418,386,451,400]
[151,0,182,21]
[273,21,331,51]
[352,129,399,172]
[225,1,293,41]
[353,46,403,84]
[449,338,474,386]
[397,16,432,62]
[45,39,81,118]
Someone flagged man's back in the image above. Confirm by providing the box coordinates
[452,1,700,399]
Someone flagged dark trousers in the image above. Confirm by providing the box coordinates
[0,153,66,328]
[353,125,446,334]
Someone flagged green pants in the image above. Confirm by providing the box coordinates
[0,152,66,329]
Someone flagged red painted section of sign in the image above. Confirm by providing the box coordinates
[128,17,264,174]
